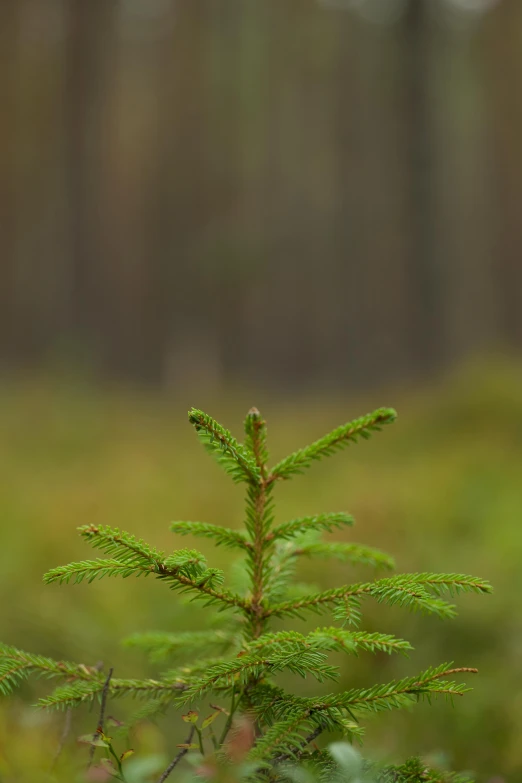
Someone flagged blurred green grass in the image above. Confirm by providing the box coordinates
[1,360,522,781]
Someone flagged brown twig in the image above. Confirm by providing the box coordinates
[87,666,113,767]
[157,725,196,783]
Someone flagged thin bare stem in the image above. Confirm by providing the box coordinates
[157,725,196,783]
[87,667,113,767]
[195,725,206,756]
[219,688,240,746]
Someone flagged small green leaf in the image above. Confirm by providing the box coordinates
[201,711,221,729]
[177,743,199,750]
[120,749,135,762]
[182,710,199,724]
[77,733,109,748]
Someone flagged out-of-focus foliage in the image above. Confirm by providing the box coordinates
[0,359,521,780]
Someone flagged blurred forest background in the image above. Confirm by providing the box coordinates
[2,0,522,781]
[2,0,522,389]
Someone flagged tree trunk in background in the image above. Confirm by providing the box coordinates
[281,3,340,387]
[205,0,246,383]
[0,0,18,367]
[1,0,71,364]
[96,0,178,383]
[338,20,413,387]
[333,12,371,388]
[258,1,299,386]
[287,4,341,388]
[486,0,522,350]
[230,0,269,386]
[140,0,185,386]
[64,0,117,363]
[434,27,495,363]
[148,0,220,388]
[401,0,441,375]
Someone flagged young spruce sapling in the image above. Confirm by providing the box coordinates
[0,406,492,780]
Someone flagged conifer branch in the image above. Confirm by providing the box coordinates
[44,525,249,611]
[268,513,354,542]
[272,725,324,765]
[308,629,412,656]
[0,644,105,697]
[188,408,260,484]
[268,408,397,483]
[78,524,165,565]
[36,675,190,710]
[310,664,479,714]
[250,665,478,751]
[157,561,248,610]
[44,559,155,584]
[268,573,491,619]
[0,644,190,711]
[178,649,339,706]
[247,481,272,637]
[247,629,412,657]
[292,542,395,570]
[248,711,318,760]
[239,408,273,638]
[244,407,269,480]
[170,521,251,551]
[44,556,247,610]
